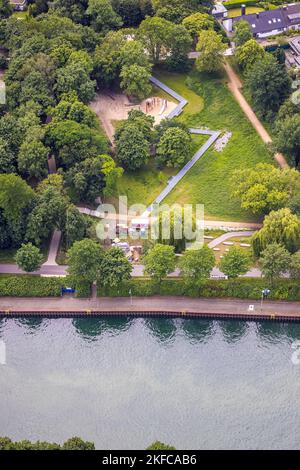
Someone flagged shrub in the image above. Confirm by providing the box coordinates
[0,275,63,297]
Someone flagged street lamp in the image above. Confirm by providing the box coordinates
[260,288,271,313]
[129,289,133,306]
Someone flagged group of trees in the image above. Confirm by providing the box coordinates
[67,238,132,286]
[234,21,291,122]
[231,162,300,282]
[0,436,95,450]
[114,110,192,171]
[0,173,92,269]
[0,435,174,450]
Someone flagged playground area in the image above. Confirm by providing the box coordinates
[90,91,177,142]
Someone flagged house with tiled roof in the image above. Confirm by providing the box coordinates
[223,3,300,38]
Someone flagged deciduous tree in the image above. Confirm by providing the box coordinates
[195,30,225,73]
[180,245,215,292]
[259,243,291,284]
[219,246,251,278]
[15,243,44,272]
[67,239,103,284]
[143,243,176,284]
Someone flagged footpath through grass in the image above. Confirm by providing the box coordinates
[110,132,208,209]
[154,68,273,222]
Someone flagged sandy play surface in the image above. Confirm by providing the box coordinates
[90,91,177,143]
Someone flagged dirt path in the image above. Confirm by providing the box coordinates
[223,61,289,169]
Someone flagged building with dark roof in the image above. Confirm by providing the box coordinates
[223,3,300,38]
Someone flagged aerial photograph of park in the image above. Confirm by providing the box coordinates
[0,0,300,455]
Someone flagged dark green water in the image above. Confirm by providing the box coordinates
[0,316,300,449]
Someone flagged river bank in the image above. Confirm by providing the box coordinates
[0,296,299,322]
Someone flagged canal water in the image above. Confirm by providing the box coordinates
[0,316,300,450]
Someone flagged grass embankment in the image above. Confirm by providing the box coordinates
[154,68,273,221]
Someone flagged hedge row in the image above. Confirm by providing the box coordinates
[0,275,63,297]
[1,276,299,301]
[98,278,300,301]
[223,0,259,9]
[0,275,91,298]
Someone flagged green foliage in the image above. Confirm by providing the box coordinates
[0,138,16,173]
[0,436,95,450]
[245,53,291,120]
[98,246,132,287]
[18,139,49,181]
[64,205,92,249]
[143,244,176,284]
[182,12,214,42]
[156,127,192,168]
[259,243,291,284]
[15,243,43,272]
[45,119,108,168]
[93,30,125,87]
[50,92,99,128]
[219,246,251,279]
[111,0,153,27]
[147,441,176,450]
[138,16,192,67]
[195,30,225,73]
[62,436,95,450]
[119,39,152,70]
[86,0,123,34]
[156,208,196,253]
[115,124,150,171]
[66,154,123,203]
[236,39,266,70]
[0,174,34,223]
[98,278,300,300]
[120,64,152,100]
[67,239,103,284]
[26,186,68,246]
[180,245,215,291]
[290,250,300,279]
[0,0,13,18]
[224,0,258,9]
[252,208,300,256]
[275,114,300,167]
[0,275,64,297]
[233,20,253,47]
[231,164,300,215]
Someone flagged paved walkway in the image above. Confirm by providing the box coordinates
[0,296,299,318]
[43,230,61,266]
[207,231,254,248]
[0,261,262,279]
[223,61,288,168]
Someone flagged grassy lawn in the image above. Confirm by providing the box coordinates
[12,11,28,19]
[0,243,49,264]
[0,249,18,263]
[154,68,273,222]
[228,7,264,17]
[110,132,209,209]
